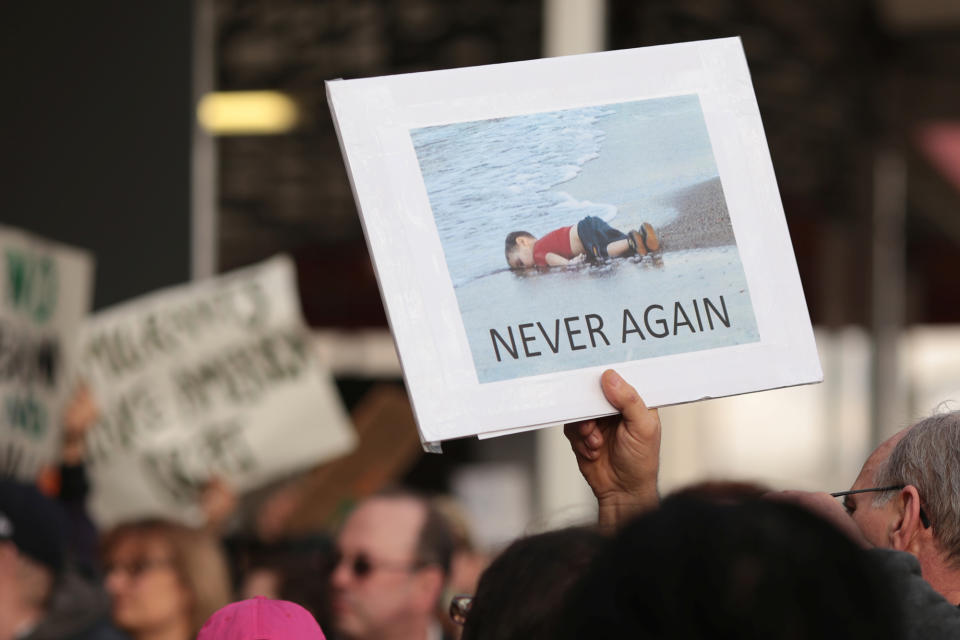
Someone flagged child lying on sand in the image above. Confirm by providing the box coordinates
[504,216,660,269]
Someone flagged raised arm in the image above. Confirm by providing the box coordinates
[563,369,661,533]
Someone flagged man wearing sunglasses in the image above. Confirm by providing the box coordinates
[330,491,453,640]
[564,370,960,635]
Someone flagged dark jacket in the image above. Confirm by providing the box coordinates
[870,548,960,640]
[24,571,128,640]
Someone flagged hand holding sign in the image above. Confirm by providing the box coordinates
[61,383,98,465]
[564,369,661,532]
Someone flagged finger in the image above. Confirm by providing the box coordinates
[600,369,659,437]
[574,439,600,461]
[563,421,585,442]
[600,369,647,411]
[582,428,602,451]
[564,424,601,461]
[564,419,600,444]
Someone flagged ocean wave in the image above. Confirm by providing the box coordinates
[411,104,619,287]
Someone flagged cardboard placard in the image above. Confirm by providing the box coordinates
[80,256,356,526]
[0,226,93,479]
[327,38,822,446]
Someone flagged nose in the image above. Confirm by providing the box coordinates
[330,555,352,589]
[104,568,127,596]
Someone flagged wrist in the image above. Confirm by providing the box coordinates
[596,489,658,533]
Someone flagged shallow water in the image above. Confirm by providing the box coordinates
[410,95,720,288]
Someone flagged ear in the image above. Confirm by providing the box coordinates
[516,235,534,247]
[411,566,445,613]
[891,485,926,551]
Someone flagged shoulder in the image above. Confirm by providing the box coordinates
[74,621,132,640]
[868,549,960,639]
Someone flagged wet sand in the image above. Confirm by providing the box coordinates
[655,177,737,251]
[560,105,737,253]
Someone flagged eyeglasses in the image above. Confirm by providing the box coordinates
[830,485,931,529]
[104,557,174,579]
[333,550,422,580]
[449,594,473,625]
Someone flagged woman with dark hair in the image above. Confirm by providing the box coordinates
[457,527,603,640]
[102,519,231,640]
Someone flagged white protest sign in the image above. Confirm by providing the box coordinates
[327,38,822,446]
[80,255,356,527]
[0,226,93,480]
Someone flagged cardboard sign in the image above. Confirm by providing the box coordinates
[80,256,356,526]
[0,227,93,479]
[327,38,822,447]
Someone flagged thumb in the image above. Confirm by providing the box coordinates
[600,369,659,438]
[600,369,647,414]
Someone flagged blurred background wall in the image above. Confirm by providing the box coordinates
[1,3,193,310]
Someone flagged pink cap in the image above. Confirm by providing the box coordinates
[197,597,326,640]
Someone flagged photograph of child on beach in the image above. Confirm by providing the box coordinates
[410,94,761,384]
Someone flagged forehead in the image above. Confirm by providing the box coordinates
[339,498,425,560]
[854,428,909,487]
[106,531,171,560]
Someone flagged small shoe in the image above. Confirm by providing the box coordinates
[627,230,647,256]
[640,222,660,253]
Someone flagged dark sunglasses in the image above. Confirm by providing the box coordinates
[830,485,931,529]
[104,557,174,579]
[332,550,421,580]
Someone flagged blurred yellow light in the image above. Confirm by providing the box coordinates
[197,91,300,135]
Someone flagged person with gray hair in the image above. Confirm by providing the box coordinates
[837,411,960,603]
[563,370,960,638]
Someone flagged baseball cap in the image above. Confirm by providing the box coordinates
[197,597,326,640]
[0,479,67,574]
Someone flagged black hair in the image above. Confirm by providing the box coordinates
[461,527,603,640]
[238,535,336,631]
[557,496,902,640]
[504,231,535,263]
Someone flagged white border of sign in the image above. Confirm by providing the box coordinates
[327,37,822,446]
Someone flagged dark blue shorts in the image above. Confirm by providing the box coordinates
[577,216,627,260]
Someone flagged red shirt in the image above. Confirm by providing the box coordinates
[533,227,573,266]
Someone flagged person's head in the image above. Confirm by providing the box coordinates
[669,479,771,504]
[102,519,231,639]
[239,536,336,634]
[0,480,67,625]
[848,411,960,566]
[459,527,603,640]
[558,496,901,640]
[198,596,325,640]
[431,497,486,637]
[331,491,453,640]
[504,231,536,269]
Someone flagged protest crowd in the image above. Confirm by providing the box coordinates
[5,3,960,640]
[4,364,960,640]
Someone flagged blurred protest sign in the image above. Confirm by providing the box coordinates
[80,255,356,527]
[272,383,423,537]
[0,226,93,480]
